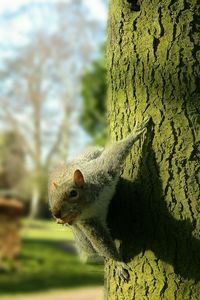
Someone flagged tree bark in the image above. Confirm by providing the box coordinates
[106,0,200,299]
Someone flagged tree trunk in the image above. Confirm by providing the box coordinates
[106,0,200,299]
[29,185,40,219]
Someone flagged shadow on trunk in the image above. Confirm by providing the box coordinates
[107,123,200,281]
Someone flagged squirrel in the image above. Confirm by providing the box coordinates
[48,117,150,281]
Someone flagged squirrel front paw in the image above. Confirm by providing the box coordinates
[135,116,150,134]
[116,261,130,282]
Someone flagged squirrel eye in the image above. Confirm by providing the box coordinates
[69,189,78,198]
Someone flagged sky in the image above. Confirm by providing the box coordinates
[0,0,108,161]
[0,0,107,59]
[0,0,107,20]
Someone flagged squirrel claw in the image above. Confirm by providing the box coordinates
[135,116,150,131]
[133,117,150,137]
[116,262,130,282]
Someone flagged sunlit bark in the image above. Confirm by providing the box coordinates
[106,0,200,299]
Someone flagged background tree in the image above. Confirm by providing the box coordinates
[80,47,107,145]
[0,37,72,218]
[106,0,200,299]
[0,1,101,218]
[0,130,26,190]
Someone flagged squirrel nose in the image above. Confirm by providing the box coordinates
[53,209,61,219]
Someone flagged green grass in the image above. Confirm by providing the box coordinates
[21,218,74,241]
[0,219,103,295]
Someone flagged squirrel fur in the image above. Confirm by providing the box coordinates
[48,117,149,281]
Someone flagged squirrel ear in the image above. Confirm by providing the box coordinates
[73,169,85,188]
[53,182,59,189]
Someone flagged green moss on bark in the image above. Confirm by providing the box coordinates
[106,0,200,299]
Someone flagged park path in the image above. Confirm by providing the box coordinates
[1,287,104,300]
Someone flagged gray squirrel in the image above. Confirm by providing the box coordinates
[48,117,149,281]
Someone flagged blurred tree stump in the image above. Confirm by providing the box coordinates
[0,197,23,271]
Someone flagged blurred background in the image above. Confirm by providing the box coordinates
[0,0,107,299]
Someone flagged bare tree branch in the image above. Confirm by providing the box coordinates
[44,101,72,167]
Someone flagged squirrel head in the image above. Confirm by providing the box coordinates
[49,169,87,225]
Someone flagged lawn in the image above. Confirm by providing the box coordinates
[0,219,103,295]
